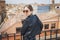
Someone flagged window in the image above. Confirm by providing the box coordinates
[44,24,49,29]
[51,23,56,29]
[16,27,21,33]
[37,5,50,13]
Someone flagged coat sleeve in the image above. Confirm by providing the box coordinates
[35,15,43,34]
[21,20,30,35]
[37,20,43,34]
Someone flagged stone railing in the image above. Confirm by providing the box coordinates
[0,17,17,32]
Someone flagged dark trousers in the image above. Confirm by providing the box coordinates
[23,35,36,40]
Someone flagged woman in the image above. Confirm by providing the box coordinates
[21,5,43,40]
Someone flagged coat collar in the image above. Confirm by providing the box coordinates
[27,14,33,18]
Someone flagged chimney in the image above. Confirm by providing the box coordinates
[52,0,54,4]
[51,0,55,10]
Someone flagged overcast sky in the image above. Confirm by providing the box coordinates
[5,0,60,4]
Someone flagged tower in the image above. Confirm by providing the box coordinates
[51,0,55,10]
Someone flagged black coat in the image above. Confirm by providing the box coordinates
[21,14,43,37]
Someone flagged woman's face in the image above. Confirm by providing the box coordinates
[23,7,32,16]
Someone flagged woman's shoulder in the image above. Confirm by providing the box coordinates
[33,15,38,19]
[30,15,38,21]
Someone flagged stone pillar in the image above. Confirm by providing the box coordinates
[0,0,6,24]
